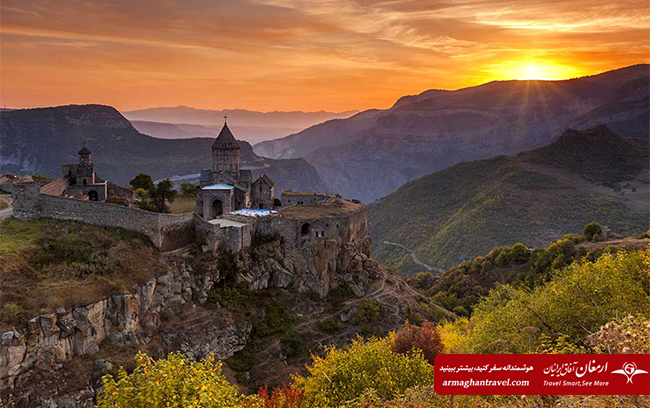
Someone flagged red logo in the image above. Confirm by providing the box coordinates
[612,362,649,384]
[434,354,650,395]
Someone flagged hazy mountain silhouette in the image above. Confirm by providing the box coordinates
[0,105,329,195]
[255,64,649,202]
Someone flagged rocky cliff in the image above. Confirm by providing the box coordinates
[235,234,374,298]
[0,265,250,406]
[0,222,379,406]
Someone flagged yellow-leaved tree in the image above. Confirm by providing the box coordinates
[96,352,259,408]
[294,335,435,408]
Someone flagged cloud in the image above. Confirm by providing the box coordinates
[1,0,648,111]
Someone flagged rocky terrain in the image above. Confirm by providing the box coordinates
[0,218,434,407]
[0,105,329,195]
[255,64,649,202]
[368,125,650,274]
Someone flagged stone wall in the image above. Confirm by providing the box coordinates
[66,183,107,202]
[232,206,372,298]
[12,183,195,252]
[105,181,135,202]
[280,193,329,207]
[255,206,368,248]
[193,213,252,254]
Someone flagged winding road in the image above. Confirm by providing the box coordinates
[382,240,444,273]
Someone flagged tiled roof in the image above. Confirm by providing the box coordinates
[255,173,275,187]
[212,123,239,150]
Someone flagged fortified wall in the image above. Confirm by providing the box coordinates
[12,182,370,282]
[12,182,194,252]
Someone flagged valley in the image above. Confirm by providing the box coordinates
[368,125,650,274]
[255,65,649,203]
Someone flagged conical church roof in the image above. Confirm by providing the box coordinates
[212,123,239,150]
[78,142,91,155]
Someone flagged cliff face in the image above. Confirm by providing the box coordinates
[0,215,379,406]
[235,234,375,298]
[0,265,250,405]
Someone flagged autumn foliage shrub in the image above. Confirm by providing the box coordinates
[392,321,444,365]
[97,352,254,407]
[255,383,306,408]
[589,315,650,354]
[294,335,434,407]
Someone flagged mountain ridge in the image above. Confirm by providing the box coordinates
[0,104,330,195]
[367,125,650,274]
[255,64,649,202]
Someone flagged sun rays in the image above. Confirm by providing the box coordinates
[482,60,585,82]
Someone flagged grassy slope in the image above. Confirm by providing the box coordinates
[0,218,171,330]
[369,126,650,274]
[169,196,196,214]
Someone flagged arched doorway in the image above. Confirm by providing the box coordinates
[88,190,98,201]
[212,199,223,217]
[301,223,311,236]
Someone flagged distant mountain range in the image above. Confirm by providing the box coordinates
[254,64,649,202]
[128,120,300,145]
[368,125,650,274]
[0,105,329,195]
[123,106,357,144]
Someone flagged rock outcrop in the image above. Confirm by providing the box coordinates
[235,234,374,298]
[0,265,249,392]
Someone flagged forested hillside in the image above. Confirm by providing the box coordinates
[368,125,650,274]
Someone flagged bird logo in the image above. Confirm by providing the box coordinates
[612,362,648,384]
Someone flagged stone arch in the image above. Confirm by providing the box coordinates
[88,190,98,201]
[301,223,311,236]
[212,199,223,217]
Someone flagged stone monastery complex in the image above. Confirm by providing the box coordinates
[12,122,369,261]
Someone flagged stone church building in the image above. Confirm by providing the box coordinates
[196,122,274,219]
[61,144,108,201]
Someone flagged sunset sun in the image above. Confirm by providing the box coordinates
[484,60,584,82]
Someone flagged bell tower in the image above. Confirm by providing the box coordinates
[212,116,240,176]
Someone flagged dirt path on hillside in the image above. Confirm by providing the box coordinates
[382,241,444,273]
[0,206,12,221]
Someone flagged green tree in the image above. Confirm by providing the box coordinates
[134,187,147,200]
[180,182,200,197]
[97,352,255,407]
[129,173,155,192]
[466,249,649,354]
[414,272,434,290]
[509,243,529,264]
[495,251,510,268]
[150,179,177,213]
[584,222,603,241]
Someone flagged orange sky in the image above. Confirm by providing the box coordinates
[1,0,649,112]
